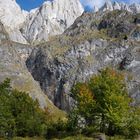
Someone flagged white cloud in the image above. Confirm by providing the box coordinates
[80,0,106,9]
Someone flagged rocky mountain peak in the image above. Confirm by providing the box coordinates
[0,0,83,44]
[113,1,121,10]
[22,0,84,44]
[0,0,27,28]
[98,1,140,13]
[100,0,113,11]
[94,5,99,12]
[0,0,140,114]
[26,9,140,110]
[129,3,140,13]
[1,0,140,44]
[0,0,28,44]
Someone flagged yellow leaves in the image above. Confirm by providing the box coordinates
[78,84,93,104]
[70,68,140,136]
[72,82,96,117]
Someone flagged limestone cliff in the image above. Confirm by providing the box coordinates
[22,0,84,44]
[0,22,64,118]
[0,0,84,44]
[0,0,28,44]
[27,10,140,110]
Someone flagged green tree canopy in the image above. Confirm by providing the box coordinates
[0,78,47,138]
[70,68,140,137]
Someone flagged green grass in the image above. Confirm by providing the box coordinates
[12,137,45,140]
[1,135,139,140]
[51,135,94,140]
[1,136,93,140]
[0,137,45,140]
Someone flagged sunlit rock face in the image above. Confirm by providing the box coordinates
[95,1,140,13]
[26,10,140,111]
[1,0,140,112]
[22,0,84,44]
[0,0,84,44]
[1,0,140,44]
[0,21,61,113]
[0,0,28,44]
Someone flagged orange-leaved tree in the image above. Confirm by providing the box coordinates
[70,68,140,137]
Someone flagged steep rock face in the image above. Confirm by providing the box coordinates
[98,1,140,13]
[131,27,140,41]
[0,0,83,44]
[0,0,28,44]
[100,0,114,11]
[1,0,140,45]
[0,22,63,116]
[22,0,84,44]
[130,3,140,14]
[27,10,140,110]
[98,10,136,38]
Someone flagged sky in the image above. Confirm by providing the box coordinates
[16,0,140,11]
[16,0,45,11]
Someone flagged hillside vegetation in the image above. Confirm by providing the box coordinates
[1,68,140,139]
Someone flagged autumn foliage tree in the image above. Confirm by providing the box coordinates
[71,83,95,125]
[70,68,140,137]
[88,68,132,135]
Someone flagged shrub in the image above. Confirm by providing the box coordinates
[69,68,140,137]
[45,119,67,139]
[0,78,47,138]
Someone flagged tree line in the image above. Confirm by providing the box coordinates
[1,68,140,139]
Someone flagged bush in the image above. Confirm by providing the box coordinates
[45,119,68,139]
[69,68,140,137]
[0,78,47,138]
[82,126,97,137]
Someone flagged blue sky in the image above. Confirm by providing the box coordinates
[16,0,45,11]
[16,0,140,11]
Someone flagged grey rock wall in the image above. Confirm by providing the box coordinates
[27,10,140,110]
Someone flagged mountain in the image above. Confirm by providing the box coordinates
[0,0,84,44]
[0,0,85,115]
[26,10,140,110]
[130,3,140,13]
[0,0,28,44]
[0,0,140,112]
[1,0,140,45]
[96,1,140,13]
[22,0,84,44]
[0,21,64,118]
